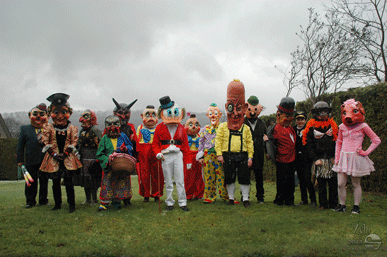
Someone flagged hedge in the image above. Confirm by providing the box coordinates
[261,82,387,194]
[0,138,18,180]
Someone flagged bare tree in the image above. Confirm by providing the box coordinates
[3,117,22,138]
[327,0,387,82]
[285,8,363,104]
[275,53,303,97]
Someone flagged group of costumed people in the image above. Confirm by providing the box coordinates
[16,79,381,214]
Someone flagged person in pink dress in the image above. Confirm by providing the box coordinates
[333,99,381,214]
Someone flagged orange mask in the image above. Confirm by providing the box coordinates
[185,115,200,136]
[159,103,185,125]
[29,108,48,128]
[51,106,71,126]
[246,103,263,119]
[141,107,158,129]
[225,79,247,131]
[206,104,222,127]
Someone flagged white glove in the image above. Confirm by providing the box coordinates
[156,153,164,160]
[196,151,204,161]
[168,145,179,153]
[187,163,192,169]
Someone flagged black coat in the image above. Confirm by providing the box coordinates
[244,117,267,161]
[293,124,307,161]
[17,124,45,166]
[305,125,336,162]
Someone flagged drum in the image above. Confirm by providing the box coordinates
[109,152,137,177]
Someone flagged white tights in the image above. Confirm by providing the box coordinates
[337,172,362,206]
[226,183,250,201]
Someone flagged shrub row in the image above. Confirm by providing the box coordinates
[0,138,18,180]
[261,82,387,193]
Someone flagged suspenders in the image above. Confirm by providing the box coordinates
[228,125,244,153]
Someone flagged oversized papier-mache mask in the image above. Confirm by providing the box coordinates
[79,109,98,130]
[46,93,72,127]
[341,99,365,126]
[157,96,185,125]
[311,101,332,121]
[113,98,137,125]
[225,79,248,131]
[141,105,158,129]
[206,103,222,127]
[105,115,121,138]
[246,95,263,119]
[29,103,48,129]
[185,114,200,136]
[276,97,295,127]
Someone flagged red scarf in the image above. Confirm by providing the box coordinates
[302,118,338,145]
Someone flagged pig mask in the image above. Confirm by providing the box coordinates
[341,99,365,126]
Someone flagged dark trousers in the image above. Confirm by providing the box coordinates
[274,161,295,205]
[223,152,250,185]
[25,165,49,206]
[295,159,316,204]
[317,176,338,208]
[52,176,75,207]
[251,153,265,201]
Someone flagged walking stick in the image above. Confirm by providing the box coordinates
[157,160,161,213]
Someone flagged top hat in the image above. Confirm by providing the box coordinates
[46,93,69,107]
[277,97,295,114]
[247,95,259,106]
[159,96,174,110]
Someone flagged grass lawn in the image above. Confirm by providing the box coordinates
[0,178,386,257]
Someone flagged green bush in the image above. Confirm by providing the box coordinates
[0,138,18,180]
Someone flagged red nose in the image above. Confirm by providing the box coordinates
[345,117,353,124]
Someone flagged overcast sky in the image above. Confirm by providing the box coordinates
[1,0,331,115]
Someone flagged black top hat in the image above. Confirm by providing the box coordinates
[277,97,295,114]
[159,96,174,110]
[46,93,69,107]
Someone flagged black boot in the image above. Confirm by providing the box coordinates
[69,205,76,213]
[51,205,61,211]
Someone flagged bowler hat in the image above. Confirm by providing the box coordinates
[277,97,295,114]
[247,96,259,106]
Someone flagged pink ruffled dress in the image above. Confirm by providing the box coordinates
[333,123,381,177]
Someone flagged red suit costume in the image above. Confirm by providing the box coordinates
[136,105,164,202]
[153,96,191,211]
[184,114,204,200]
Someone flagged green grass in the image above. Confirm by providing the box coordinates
[0,178,386,257]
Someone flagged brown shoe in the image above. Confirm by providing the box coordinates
[227,200,234,205]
